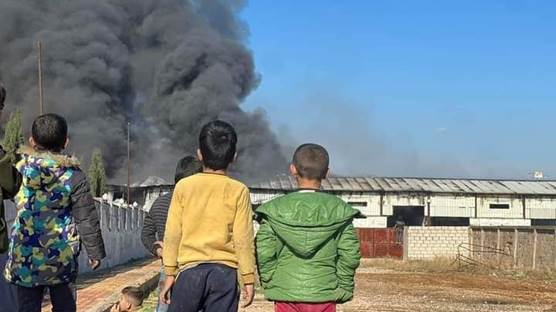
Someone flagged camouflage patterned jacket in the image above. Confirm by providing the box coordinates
[4,147,106,287]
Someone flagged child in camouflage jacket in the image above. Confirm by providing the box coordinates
[4,114,106,312]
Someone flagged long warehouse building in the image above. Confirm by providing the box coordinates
[250,176,556,227]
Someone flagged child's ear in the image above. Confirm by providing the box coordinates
[64,137,70,149]
[196,149,203,162]
[325,168,330,179]
[29,137,36,148]
[289,164,298,176]
[232,152,237,163]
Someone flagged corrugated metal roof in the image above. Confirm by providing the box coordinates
[249,176,556,196]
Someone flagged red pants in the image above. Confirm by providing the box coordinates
[275,302,336,312]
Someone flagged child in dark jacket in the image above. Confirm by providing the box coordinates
[4,113,106,312]
[0,83,20,254]
[256,144,361,312]
[0,82,21,311]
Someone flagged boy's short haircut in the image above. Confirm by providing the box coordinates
[122,286,144,307]
[175,155,202,183]
[0,83,6,109]
[32,113,68,152]
[292,143,329,180]
[198,120,237,170]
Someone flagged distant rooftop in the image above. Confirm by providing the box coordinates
[250,176,556,196]
[131,176,169,187]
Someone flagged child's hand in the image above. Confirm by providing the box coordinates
[110,303,121,312]
[89,259,101,270]
[241,283,255,308]
[154,241,164,258]
[159,275,175,305]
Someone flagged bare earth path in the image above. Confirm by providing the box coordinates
[244,264,556,312]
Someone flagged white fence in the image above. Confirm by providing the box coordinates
[4,199,150,273]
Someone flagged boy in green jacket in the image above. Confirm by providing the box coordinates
[256,143,361,312]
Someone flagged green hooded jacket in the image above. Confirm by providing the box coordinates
[256,191,361,303]
[0,147,20,253]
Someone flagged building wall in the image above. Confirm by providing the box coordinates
[405,226,470,260]
[382,194,425,216]
[430,195,474,217]
[339,193,381,216]
[250,191,284,206]
[469,218,531,227]
[525,198,556,219]
[250,189,556,227]
[476,196,524,219]
[353,216,387,228]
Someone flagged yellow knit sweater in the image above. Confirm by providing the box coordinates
[162,173,256,284]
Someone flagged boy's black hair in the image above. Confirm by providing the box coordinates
[32,113,68,152]
[198,120,237,170]
[122,286,144,307]
[0,83,6,110]
[292,143,329,180]
[175,155,202,183]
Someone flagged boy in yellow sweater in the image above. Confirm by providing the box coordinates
[159,120,256,312]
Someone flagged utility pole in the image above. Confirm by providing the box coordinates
[127,122,131,205]
[37,41,44,115]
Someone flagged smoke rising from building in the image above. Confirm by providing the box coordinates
[0,0,287,182]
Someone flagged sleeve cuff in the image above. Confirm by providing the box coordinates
[241,273,255,284]
[165,266,178,276]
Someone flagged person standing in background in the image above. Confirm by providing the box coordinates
[141,156,202,312]
[0,83,21,312]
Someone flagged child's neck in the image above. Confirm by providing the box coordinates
[35,147,63,154]
[203,167,227,175]
[296,178,322,190]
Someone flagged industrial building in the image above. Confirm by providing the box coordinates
[250,176,556,228]
[100,176,556,260]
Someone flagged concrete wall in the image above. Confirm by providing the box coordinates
[470,227,556,270]
[4,199,149,274]
[405,226,470,260]
[78,201,149,273]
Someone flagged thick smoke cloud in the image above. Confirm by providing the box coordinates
[0,0,287,183]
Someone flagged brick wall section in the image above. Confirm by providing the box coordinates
[406,226,470,260]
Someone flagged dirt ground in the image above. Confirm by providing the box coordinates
[242,260,556,312]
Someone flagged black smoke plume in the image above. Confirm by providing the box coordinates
[0,0,286,183]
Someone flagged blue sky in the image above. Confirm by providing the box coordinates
[241,1,556,179]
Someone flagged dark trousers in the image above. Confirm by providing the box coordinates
[168,264,239,312]
[17,283,75,312]
[0,253,18,312]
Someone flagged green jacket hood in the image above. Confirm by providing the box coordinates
[257,191,360,258]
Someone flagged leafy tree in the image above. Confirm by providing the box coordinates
[1,109,24,163]
[88,148,107,197]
